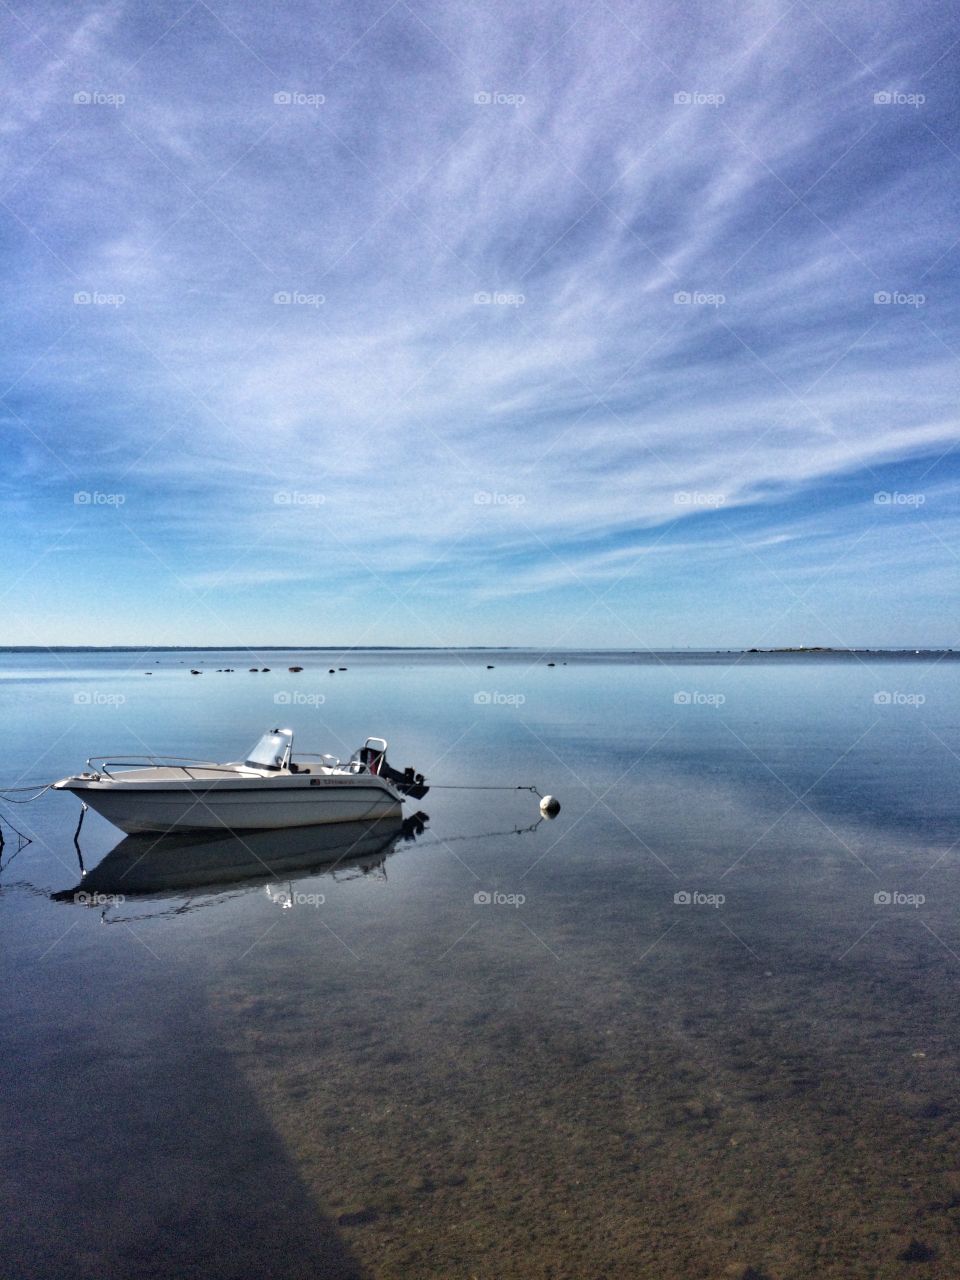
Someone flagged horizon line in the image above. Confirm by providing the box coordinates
[0,645,954,654]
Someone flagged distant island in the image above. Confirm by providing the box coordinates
[744,646,952,655]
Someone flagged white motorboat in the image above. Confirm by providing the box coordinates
[54,729,429,835]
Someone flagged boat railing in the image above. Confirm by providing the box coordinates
[85,755,243,781]
[84,742,389,780]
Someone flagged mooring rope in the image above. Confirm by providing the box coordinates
[0,783,58,802]
[428,784,544,798]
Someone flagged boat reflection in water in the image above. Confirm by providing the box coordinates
[52,811,429,913]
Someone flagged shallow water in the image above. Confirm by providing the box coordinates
[2,648,959,1278]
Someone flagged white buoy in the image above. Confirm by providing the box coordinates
[539,794,560,817]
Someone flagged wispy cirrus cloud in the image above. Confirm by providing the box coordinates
[0,0,957,644]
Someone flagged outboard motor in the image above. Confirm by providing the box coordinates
[358,737,428,799]
[379,761,429,800]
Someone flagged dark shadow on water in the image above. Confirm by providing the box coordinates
[0,986,369,1280]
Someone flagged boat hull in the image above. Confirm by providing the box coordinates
[59,779,403,834]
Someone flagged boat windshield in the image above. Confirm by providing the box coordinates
[245,729,293,770]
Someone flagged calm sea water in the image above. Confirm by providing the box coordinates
[2,649,959,1279]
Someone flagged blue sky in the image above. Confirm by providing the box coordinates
[1,0,957,647]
